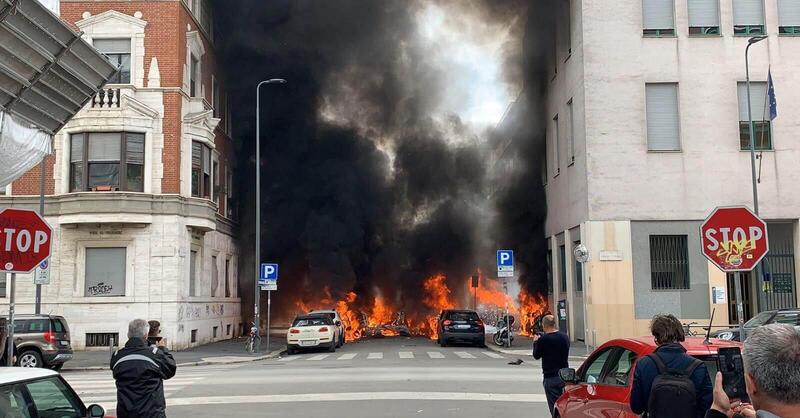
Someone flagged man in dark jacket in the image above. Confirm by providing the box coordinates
[533,314,570,416]
[111,319,177,418]
[630,314,713,418]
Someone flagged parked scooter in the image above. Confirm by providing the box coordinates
[493,315,515,347]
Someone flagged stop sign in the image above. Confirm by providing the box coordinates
[700,206,768,272]
[0,209,52,273]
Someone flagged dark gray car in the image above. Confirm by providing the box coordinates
[5,315,73,369]
[711,308,800,341]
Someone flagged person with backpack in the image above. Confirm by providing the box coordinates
[630,314,713,418]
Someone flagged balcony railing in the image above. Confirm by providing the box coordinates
[91,88,121,108]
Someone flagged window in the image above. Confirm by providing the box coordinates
[567,99,575,165]
[213,160,220,204]
[733,0,765,35]
[70,132,144,192]
[603,349,638,386]
[227,324,231,335]
[553,115,560,176]
[85,247,126,297]
[191,329,198,343]
[86,332,119,347]
[0,274,5,297]
[213,326,218,338]
[26,377,84,417]
[225,258,231,297]
[191,142,212,198]
[738,82,772,150]
[541,153,548,186]
[559,244,567,293]
[574,240,583,292]
[688,0,720,35]
[211,255,218,297]
[190,55,200,97]
[190,250,198,297]
[546,249,553,294]
[27,319,48,333]
[650,235,690,290]
[226,167,235,219]
[225,93,232,135]
[212,76,220,117]
[560,0,571,56]
[779,0,800,34]
[0,384,32,418]
[94,38,131,84]
[646,83,680,151]
[581,347,614,384]
[773,312,799,325]
[643,0,675,36]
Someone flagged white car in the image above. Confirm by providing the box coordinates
[0,367,107,417]
[287,314,340,354]
[310,309,346,347]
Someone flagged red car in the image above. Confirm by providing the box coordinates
[554,336,743,418]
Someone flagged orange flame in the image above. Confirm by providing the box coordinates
[518,291,548,337]
[421,273,456,339]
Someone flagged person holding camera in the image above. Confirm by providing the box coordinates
[111,319,177,418]
[706,324,800,418]
[533,314,570,416]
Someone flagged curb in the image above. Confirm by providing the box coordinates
[484,340,588,361]
[61,347,285,372]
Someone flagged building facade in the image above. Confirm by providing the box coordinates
[505,0,800,346]
[0,0,242,350]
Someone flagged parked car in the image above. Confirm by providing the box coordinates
[309,309,346,347]
[0,367,108,417]
[711,308,799,341]
[3,314,73,369]
[286,314,340,354]
[437,309,485,347]
[554,336,742,418]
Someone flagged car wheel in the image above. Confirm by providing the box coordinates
[50,363,64,371]
[286,347,296,355]
[18,350,43,368]
[440,339,448,348]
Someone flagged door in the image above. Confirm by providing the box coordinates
[560,347,620,417]
[727,272,753,322]
[598,348,640,417]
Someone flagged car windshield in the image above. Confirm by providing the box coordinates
[0,383,33,418]
[447,312,479,321]
[294,318,330,327]
[25,377,84,418]
[744,311,774,328]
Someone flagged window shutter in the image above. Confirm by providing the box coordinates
[688,0,719,27]
[88,133,121,161]
[646,84,680,151]
[93,38,131,54]
[192,142,202,168]
[85,248,127,297]
[70,134,83,162]
[737,82,768,121]
[778,0,800,26]
[733,0,764,25]
[126,133,145,165]
[643,0,675,29]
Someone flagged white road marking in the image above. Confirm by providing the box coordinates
[367,352,383,359]
[398,351,414,359]
[454,351,476,359]
[306,354,330,361]
[337,353,357,360]
[482,351,504,359]
[278,355,302,362]
[166,392,547,406]
[427,351,445,359]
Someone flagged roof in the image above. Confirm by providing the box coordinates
[605,336,743,356]
[0,367,58,384]
[309,310,336,314]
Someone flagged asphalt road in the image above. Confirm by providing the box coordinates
[63,337,583,417]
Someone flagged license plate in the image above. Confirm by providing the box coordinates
[59,341,69,346]
[300,340,317,347]
[455,324,470,329]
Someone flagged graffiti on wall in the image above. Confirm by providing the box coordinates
[177,303,227,321]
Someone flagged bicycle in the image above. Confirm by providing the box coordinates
[245,323,261,353]
[682,322,710,337]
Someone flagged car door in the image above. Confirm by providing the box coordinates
[560,346,620,417]
[595,348,639,418]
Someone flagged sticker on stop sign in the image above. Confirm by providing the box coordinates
[0,209,53,273]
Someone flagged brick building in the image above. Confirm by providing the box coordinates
[0,0,242,350]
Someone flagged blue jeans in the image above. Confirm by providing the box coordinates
[543,375,565,416]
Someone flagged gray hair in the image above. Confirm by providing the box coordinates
[128,319,150,340]
[542,314,557,329]
[743,323,800,404]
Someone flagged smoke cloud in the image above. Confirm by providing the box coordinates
[214,0,547,324]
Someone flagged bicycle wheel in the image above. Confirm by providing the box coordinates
[245,339,253,353]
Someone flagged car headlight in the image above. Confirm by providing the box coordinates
[717,331,734,341]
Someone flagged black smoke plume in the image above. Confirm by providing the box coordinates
[214,0,542,325]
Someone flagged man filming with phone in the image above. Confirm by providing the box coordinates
[706,324,800,418]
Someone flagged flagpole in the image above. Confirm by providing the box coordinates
[745,36,766,314]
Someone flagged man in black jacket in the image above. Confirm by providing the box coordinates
[533,314,570,416]
[111,319,177,418]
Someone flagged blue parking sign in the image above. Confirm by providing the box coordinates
[497,250,513,267]
[260,263,278,284]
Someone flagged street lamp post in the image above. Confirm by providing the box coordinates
[745,36,766,316]
[254,78,286,352]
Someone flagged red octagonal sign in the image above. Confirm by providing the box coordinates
[700,206,768,272]
[0,209,52,273]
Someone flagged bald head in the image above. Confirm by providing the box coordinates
[542,314,557,331]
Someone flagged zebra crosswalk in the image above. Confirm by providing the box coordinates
[277,350,508,362]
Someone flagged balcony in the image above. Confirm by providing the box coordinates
[91,87,122,108]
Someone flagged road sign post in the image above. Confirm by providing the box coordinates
[700,206,768,341]
[259,263,279,353]
[497,250,514,347]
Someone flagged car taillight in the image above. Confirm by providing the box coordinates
[476,320,484,327]
[289,329,301,334]
[443,320,452,326]
[318,327,329,332]
[43,331,56,344]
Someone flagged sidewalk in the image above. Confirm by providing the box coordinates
[63,337,286,371]
[484,334,590,360]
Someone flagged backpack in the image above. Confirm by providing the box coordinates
[646,353,702,418]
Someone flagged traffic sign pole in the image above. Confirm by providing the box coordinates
[733,271,745,340]
[6,273,14,367]
[266,289,272,353]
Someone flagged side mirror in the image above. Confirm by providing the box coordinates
[559,367,578,384]
[87,404,105,418]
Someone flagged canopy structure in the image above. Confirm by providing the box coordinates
[0,0,117,187]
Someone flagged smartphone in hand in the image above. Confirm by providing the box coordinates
[718,347,749,403]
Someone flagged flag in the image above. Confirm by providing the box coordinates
[768,70,777,120]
